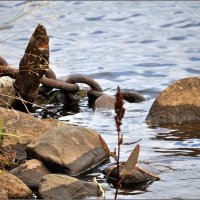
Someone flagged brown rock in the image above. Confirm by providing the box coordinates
[95,95,116,109]
[0,106,65,159]
[26,125,109,175]
[146,77,200,126]
[10,159,50,189]
[104,163,159,188]
[0,190,8,200]
[0,172,32,199]
[39,174,102,200]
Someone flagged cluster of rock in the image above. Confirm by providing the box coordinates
[0,105,109,199]
[1,71,200,199]
[0,72,108,199]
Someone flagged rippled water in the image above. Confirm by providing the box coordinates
[0,1,200,199]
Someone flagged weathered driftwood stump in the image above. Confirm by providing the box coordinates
[12,24,49,112]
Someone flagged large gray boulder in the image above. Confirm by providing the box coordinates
[0,76,15,108]
[39,174,102,200]
[0,172,32,199]
[26,125,109,175]
[10,159,50,189]
[146,77,200,126]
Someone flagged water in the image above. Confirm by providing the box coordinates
[0,1,200,199]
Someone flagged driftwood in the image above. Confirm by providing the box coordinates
[12,24,49,112]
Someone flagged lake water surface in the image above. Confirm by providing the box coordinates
[0,1,200,199]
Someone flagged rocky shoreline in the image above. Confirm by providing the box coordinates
[0,75,200,199]
[0,23,199,200]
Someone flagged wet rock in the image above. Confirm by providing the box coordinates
[26,125,109,175]
[95,95,116,109]
[146,77,200,126]
[10,159,50,189]
[104,163,159,188]
[39,174,102,200]
[0,76,15,108]
[122,91,146,103]
[0,172,32,199]
[95,92,146,110]
[0,106,65,159]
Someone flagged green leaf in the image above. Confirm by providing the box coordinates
[125,144,140,172]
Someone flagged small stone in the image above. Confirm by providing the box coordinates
[104,163,159,188]
[95,95,116,109]
[10,159,50,189]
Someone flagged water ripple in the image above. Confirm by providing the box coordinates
[89,30,105,34]
[140,39,158,44]
[189,57,200,61]
[130,13,143,17]
[109,17,129,21]
[178,22,200,28]
[185,68,200,74]
[168,36,187,41]
[134,63,176,68]
[160,19,190,28]
[85,15,105,21]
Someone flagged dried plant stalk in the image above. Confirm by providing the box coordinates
[114,86,125,199]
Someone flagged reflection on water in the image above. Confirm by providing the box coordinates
[0,1,200,199]
[151,123,200,157]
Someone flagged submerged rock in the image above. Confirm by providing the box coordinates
[39,174,102,200]
[95,91,146,110]
[0,172,32,199]
[95,95,116,109]
[103,162,159,189]
[26,125,109,175]
[0,76,15,108]
[146,77,200,126]
[10,159,50,189]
